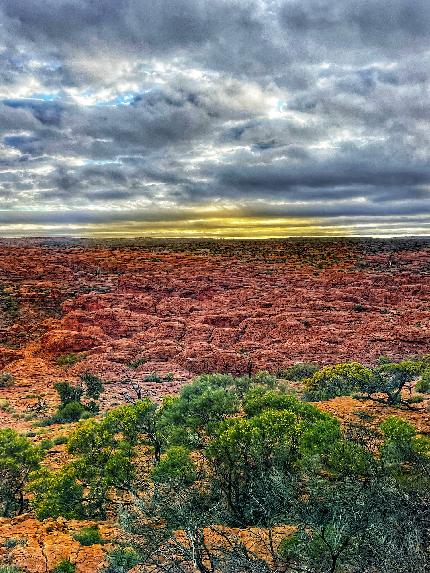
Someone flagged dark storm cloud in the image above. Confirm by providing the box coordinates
[0,0,429,236]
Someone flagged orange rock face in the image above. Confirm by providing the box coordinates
[0,516,115,572]
[0,237,429,427]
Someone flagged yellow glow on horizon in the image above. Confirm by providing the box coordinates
[2,214,428,239]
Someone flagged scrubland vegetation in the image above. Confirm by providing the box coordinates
[1,356,429,572]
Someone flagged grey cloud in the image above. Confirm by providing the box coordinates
[279,0,430,58]
[4,99,65,126]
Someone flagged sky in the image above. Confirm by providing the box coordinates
[0,0,429,238]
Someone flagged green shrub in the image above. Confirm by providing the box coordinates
[56,354,81,367]
[0,372,15,387]
[126,358,146,369]
[52,560,75,573]
[0,285,19,319]
[39,439,54,451]
[73,525,104,546]
[53,435,68,446]
[85,400,100,414]
[352,303,367,312]
[252,370,277,387]
[3,537,27,548]
[29,467,84,520]
[151,446,196,486]
[54,402,86,423]
[48,375,104,425]
[376,355,393,365]
[0,400,13,413]
[353,410,374,421]
[368,360,423,405]
[79,373,104,400]
[80,410,95,420]
[0,567,23,573]
[54,382,83,406]
[104,547,140,573]
[278,362,319,381]
[416,368,430,393]
[144,372,161,383]
[304,362,373,401]
[406,395,424,404]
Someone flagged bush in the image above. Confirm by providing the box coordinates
[52,560,75,573]
[0,372,15,387]
[367,360,423,405]
[278,362,319,381]
[353,410,374,421]
[53,435,68,446]
[3,537,27,549]
[0,567,23,573]
[376,355,393,365]
[126,358,146,369]
[48,374,105,425]
[55,401,86,423]
[73,525,104,546]
[56,354,81,367]
[54,382,83,406]
[144,372,161,383]
[304,362,373,401]
[303,359,427,406]
[252,370,277,387]
[104,547,140,573]
[0,286,19,319]
[79,373,104,400]
[406,395,424,404]
[39,439,54,451]
[415,368,430,393]
[0,400,12,413]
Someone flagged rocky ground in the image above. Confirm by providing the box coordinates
[0,237,429,570]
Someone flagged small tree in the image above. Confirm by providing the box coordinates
[0,429,41,516]
[30,399,160,519]
[80,372,104,401]
[360,360,422,406]
[54,381,83,405]
[50,374,105,423]
[304,362,374,401]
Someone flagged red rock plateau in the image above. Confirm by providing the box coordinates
[0,237,430,571]
[0,237,429,428]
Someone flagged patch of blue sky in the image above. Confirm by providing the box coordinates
[25,92,62,101]
[94,92,143,107]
